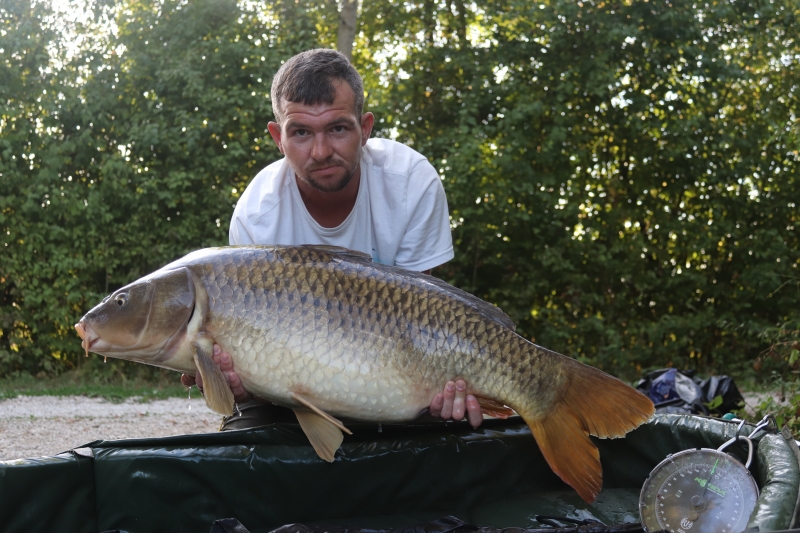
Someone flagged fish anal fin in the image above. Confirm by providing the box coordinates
[290,392,352,435]
[294,409,344,462]
[193,342,234,416]
[474,395,515,419]
[517,356,655,503]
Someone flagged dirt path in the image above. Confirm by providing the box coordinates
[0,395,219,461]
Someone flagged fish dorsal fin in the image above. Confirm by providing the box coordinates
[294,245,373,263]
[291,392,352,435]
[388,272,517,332]
[294,410,344,462]
[289,245,517,332]
[193,342,234,416]
[420,278,517,331]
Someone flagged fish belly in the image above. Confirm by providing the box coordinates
[210,312,449,421]
[230,342,441,421]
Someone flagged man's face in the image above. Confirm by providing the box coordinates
[267,81,374,193]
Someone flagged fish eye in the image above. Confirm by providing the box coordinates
[115,294,128,307]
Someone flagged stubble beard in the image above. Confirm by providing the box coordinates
[298,153,361,193]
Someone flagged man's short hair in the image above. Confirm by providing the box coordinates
[270,49,364,124]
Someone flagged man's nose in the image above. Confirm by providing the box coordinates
[311,133,333,160]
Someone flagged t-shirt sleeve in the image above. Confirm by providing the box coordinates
[227,160,284,246]
[228,182,259,245]
[393,158,454,271]
[229,209,255,245]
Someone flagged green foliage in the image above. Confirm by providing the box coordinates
[739,323,800,436]
[0,0,325,375]
[1,0,798,382]
[705,395,724,412]
[361,0,800,378]
[744,388,800,438]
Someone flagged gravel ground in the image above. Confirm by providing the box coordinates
[0,395,220,461]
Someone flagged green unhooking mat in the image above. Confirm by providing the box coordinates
[1,414,799,533]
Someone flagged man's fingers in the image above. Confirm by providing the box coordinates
[212,344,222,366]
[466,395,482,428]
[439,381,456,419]
[429,393,445,417]
[195,372,204,392]
[451,379,467,420]
[226,371,253,404]
[215,345,235,373]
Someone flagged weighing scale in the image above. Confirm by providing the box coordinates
[639,416,774,533]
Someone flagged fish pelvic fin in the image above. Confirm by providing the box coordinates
[290,392,352,435]
[193,341,235,416]
[294,409,345,462]
[520,357,654,503]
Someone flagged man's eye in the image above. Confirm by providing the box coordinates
[295,129,308,136]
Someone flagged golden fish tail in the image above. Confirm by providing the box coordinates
[516,355,654,503]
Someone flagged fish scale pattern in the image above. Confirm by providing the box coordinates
[175,246,563,421]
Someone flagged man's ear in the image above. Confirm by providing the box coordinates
[360,112,374,147]
[267,122,284,154]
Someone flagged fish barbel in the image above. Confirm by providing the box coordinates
[74,245,653,502]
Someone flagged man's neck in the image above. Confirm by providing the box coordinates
[295,164,361,228]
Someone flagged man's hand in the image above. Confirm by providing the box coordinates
[180,345,253,404]
[429,379,483,428]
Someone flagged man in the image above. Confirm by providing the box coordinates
[181,48,482,428]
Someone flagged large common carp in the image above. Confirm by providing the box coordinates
[75,245,653,502]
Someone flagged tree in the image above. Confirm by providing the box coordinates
[360,0,800,377]
[337,0,359,61]
[0,0,324,374]
[1,0,797,380]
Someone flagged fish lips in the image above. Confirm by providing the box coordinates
[74,319,128,356]
[74,321,97,351]
[75,315,189,362]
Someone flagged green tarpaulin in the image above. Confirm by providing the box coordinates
[1,414,798,533]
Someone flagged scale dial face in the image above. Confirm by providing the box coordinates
[639,448,759,533]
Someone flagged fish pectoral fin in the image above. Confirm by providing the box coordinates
[193,342,235,416]
[293,409,345,462]
[473,395,515,419]
[290,392,352,434]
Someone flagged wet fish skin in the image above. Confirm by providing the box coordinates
[192,246,565,423]
[76,245,654,503]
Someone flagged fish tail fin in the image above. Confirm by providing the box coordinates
[519,357,654,503]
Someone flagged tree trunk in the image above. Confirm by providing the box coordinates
[337,0,358,62]
[423,0,435,45]
[452,0,467,45]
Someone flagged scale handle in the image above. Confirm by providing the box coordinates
[717,436,754,469]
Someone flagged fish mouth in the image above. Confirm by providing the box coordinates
[74,321,98,357]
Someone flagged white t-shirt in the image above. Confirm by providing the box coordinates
[229,138,454,272]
